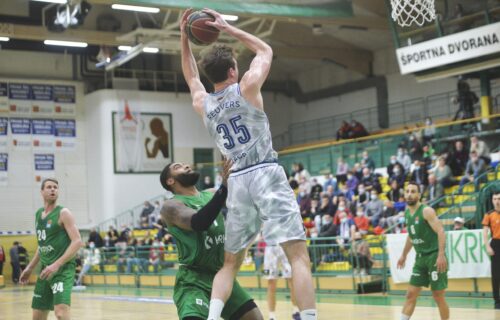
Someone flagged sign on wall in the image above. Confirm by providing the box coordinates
[0,117,7,151]
[0,153,7,186]
[9,83,32,115]
[112,111,173,173]
[54,119,76,150]
[53,85,76,116]
[32,119,54,151]
[387,230,491,283]
[34,154,55,183]
[32,84,54,116]
[396,21,500,74]
[9,118,32,149]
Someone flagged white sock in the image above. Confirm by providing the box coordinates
[207,299,224,320]
[292,306,300,313]
[401,314,410,320]
[269,311,276,320]
[300,309,317,320]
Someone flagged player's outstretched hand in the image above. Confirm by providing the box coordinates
[397,255,406,269]
[202,8,229,31]
[221,158,233,187]
[435,254,447,273]
[40,262,61,280]
[180,8,193,35]
[19,267,33,285]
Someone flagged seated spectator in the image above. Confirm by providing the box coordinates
[336,211,356,245]
[408,133,423,161]
[453,217,468,231]
[310,178,323,199]
[432,156,454,189]
[361,151,375,171]
[390,164,406,189]
[350,232,373,275]
[450,140,469,176]
[336,157,349,184]
[324,185,336,199]
[410,160,428,193]
[76,242,101,285]
[386,179,403,202]
[422,117,436,145]
[338,184,355,203]
[292,162,311,181]
[299,190,312,218]
[366,190,384,227]
[298,176,312,195]
[337,120,352,140]
[387,155,403,178]
[421,144,435,169]
[318,214,337,238]
[310,198,321,229]
[397,147,412,174]
[88,228,103,248]
[201,175,214,189]
[354,206,369,235]
[356,184,370,207]
[323,173,337,193]
[460,151,488,190]
[148,239,164,273]
[346,171,359,194]
[384,200,401,231]
[424,174,444,203]
[318,194,335,216]
[394,196,407,213]
[140,201,155,228]
[108,226,119,245]
[353,163,363,181]
[333,200,352,225]
[349,120,369,139]
[470,135,491,164]
[361,168,382,194]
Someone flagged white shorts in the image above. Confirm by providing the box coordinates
[224,163,306,254]
[263,245,292,279]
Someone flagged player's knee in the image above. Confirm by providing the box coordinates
[54,305,69,319]
[406,290,419,302]
[432,290,445,301]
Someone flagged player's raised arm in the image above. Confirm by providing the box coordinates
[203,8,272,109]
[180,8,208,116]
[423,207,448,273]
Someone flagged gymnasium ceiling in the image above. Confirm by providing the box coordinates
[0,0,393,78]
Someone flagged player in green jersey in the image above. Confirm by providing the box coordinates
[159,160,263,320]
[397,181,449,320]
[20,178,83,320]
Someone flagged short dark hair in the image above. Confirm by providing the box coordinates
[406,181,420,191]
[41,178,58,190]
[160,163,174,191]
[199,44,235,84]
[493,191,500,196]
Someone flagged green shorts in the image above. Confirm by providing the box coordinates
[409,251,448,291]
[31,262,75,310]
[173,267,253,320]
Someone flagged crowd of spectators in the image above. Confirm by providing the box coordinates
[336,120,369,141]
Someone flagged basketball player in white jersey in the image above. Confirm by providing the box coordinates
[180,8,317,320]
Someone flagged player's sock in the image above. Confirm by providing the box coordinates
[400,314,410,320]
[300,309,317,320]
[292,306,299,313]
[207,299,224,320]
[269,311,276,320]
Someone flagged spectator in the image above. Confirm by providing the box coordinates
[214,170,223,189]
[387,155,403,178]
[9,242,20,284]
[322,173,337,193]
[391,164,406,189]
[151,200,161,226]
[408,133,423,161]
[450,140,469,176]
[349,120,369,139]
[453,217,468,231]
[201,175,214,189]
[299,191,312,219]
[387,179,404,202]
[336,120,352,140]
[366,190,384,227]
[383,200,401,231]
[88,228,104,248]
[0,244,4,275]
[310,178,323,199]
[422,117,436,145]
[425,174,444,203]
[108,226,119,245]
[361,151,375,171]
[346,171,359,193]
[361,168,382,194]
[453,79,478,120]
[148,239,164,273]
[76,241,101,285]
[421,144,435,170]
[338,184,355,203]
[353,163,364,181]
[298,176,312,195]
[17,243,29,272]
[337,211,356,244]
[470,135,491,165]
[354,206,369,235]
[335,158,349,184]
[432,156,454,189]
[460,151,488,190]
[318,214,337,238]
[140,201,155,228]
[394,196,407,214]
[292,162,311,181]
[411,160,428,193]
[333,200,352,225]
[350,232,373,275]
[356,184,370,207]
[318,194,334,216]
[310,198,322,230]
[397,147,412,174]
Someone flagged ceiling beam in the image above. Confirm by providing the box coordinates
[353,0,388,17]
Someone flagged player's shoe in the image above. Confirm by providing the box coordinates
[292,312,301,320]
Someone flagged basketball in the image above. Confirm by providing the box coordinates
[186,11,220,46]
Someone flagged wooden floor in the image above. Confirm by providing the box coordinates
[0,286,499,320]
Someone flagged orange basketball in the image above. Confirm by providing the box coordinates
[186,11,220,46]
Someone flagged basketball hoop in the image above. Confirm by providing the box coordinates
[391,0,436,27]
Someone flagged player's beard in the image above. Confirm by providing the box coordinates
[406,198,418,206]
[176,171,200,188]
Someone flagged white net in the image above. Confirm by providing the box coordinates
[391,0,436,27]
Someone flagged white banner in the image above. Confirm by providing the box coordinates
[387,230,491,283]
[32,119,54,151]
[9,83,32,115]
[9,118,31,149]
[396,22,500,74]
[34,154,55,183]
[31,84,54,116]
[114,101,142,173]
[0,153,7,186]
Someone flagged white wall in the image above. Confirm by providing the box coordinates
[0,50,74,80]
[85,90,218,225]
[0,78,88,232]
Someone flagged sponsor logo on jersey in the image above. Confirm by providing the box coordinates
[204,234,225,250]
[39,245,55,254]
[46,219,52,228]
[415,217,419,224]
[411,238,425,244]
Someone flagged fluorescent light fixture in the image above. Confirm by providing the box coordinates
[0,37,9,42]
[118,45,132,51]
[143,47,159,53]
[111,4,160,13]
[32,0,67,3]
[222,14,238,22]
[44,40,88,47]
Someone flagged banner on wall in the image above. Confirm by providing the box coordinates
[9,118,31,149]
[54,119,76,150]
[9,83,32,115]
[0,153,7,186]
[387,230,491,283]
[32,84,54,116]
[0,83,8,114]
[32,119,54,150]
[113,101,142,173]
[0,117,7,151]
[34,154,55,183]
[53,85,76,116]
